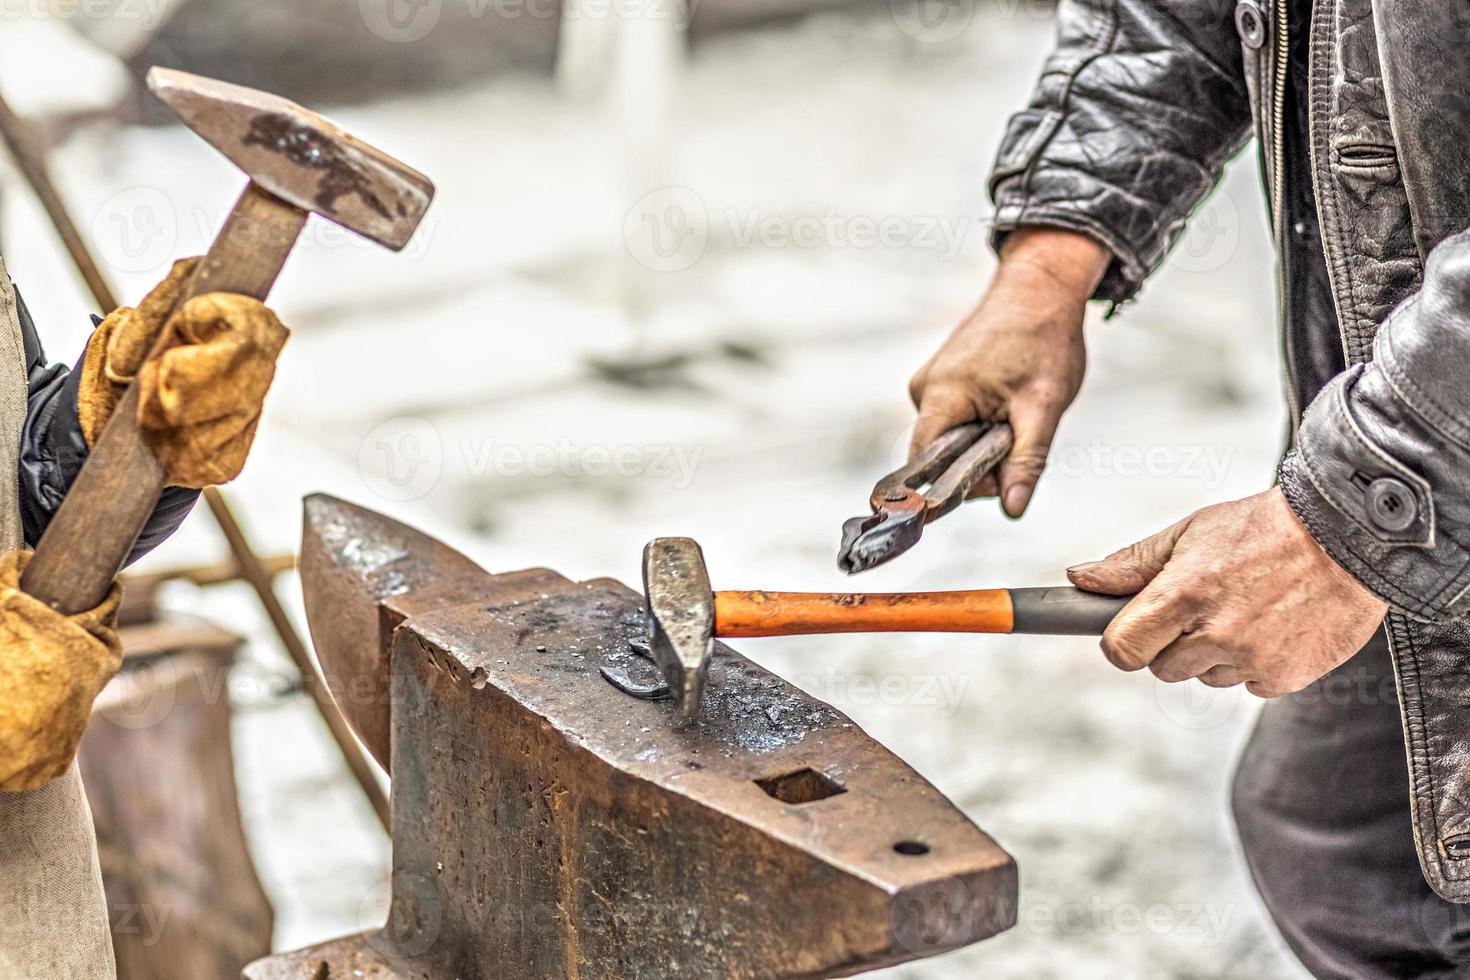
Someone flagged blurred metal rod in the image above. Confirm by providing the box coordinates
[0,90,119,312]
[0,85,390,831]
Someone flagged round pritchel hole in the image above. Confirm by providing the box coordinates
[893,841,930,857]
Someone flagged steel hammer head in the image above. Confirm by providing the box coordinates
[148,67,433,250]
[643,537,714,717]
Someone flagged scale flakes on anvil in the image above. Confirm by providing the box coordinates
[248,495,1017,980]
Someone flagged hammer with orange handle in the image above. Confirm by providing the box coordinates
[642,537,1131,717]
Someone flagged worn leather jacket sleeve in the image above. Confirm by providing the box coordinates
[16,292,198,565]
[1280,230,1470,621]
[990,0,1253,302]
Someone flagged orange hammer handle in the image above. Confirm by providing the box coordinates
[713,587,1128,638]
[715,589,1015,636]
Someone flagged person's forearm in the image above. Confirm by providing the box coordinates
[995,226,1113,305]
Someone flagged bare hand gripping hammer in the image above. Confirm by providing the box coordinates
[21,69,434,614]
[644,537,1132,717]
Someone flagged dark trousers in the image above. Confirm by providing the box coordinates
[1232,631,1470,978]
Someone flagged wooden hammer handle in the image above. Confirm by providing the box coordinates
[714,587,1129,638]
[21,184,306,613]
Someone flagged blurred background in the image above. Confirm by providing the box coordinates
[2,0,1308,976]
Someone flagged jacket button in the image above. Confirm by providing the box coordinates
[1365,477,1417,533]
[1236,0,1268,49]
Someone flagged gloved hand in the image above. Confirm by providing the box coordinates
[0,550,122,792]
[78,257,290,489]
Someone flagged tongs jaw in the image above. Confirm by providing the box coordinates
[837,422,1014,574]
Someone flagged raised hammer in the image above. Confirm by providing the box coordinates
[644,537,1132,717]
[21,69,433,614]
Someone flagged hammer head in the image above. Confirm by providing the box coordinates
[148,67,434,250]
[642,537,714,717]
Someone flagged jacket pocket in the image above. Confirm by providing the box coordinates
[1333,139,1401,181]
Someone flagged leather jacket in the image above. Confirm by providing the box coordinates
[990,0,1470,902]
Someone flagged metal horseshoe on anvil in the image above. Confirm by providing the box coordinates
[250,494,1019,979]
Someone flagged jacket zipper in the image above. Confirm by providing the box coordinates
[1270,0,1290,231]
[1270,0,1301,425]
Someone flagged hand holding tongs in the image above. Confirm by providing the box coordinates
[837,422,1014,574]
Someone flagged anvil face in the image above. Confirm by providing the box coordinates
[276,496,1017,980]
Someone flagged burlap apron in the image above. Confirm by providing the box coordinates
[0,262,115,978]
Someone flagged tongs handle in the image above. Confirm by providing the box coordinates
[873,422,1014,522]
[924,423,1013,521]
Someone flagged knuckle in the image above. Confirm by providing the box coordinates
[1199,669,1240,690]
[1006,445,1051,477]
[1149,660,1191,684]
[1100,633,1148,672]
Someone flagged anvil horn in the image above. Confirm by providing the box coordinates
[300,493,501,766]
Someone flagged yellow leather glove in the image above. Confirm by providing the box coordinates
[0,550,122,792]
[78,257,290,489]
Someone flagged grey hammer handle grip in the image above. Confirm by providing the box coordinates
[1009,588,1132,636]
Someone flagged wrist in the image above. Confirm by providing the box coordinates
[996,226,1112,301]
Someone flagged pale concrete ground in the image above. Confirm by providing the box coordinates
[3,3,1311,977]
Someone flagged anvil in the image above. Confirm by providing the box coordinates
[245,496,1017,979]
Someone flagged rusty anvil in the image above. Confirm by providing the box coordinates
[245,495,1018,979]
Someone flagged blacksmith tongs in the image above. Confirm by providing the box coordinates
[837,422,1014,574]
